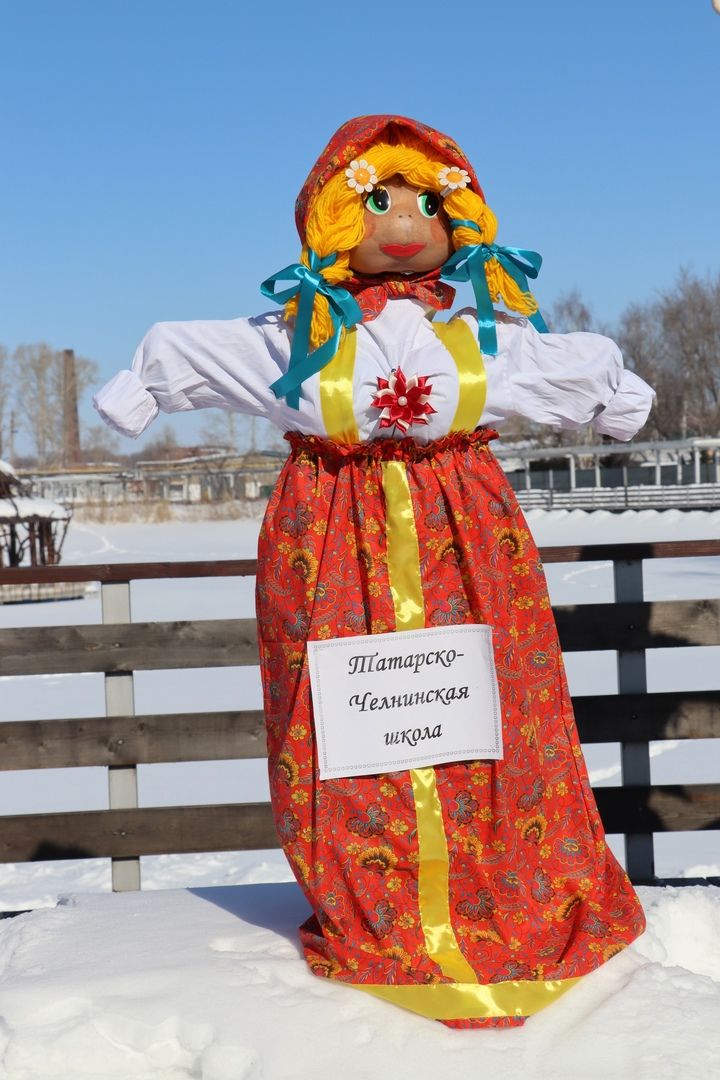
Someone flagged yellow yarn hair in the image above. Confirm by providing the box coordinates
[288,133,538,349]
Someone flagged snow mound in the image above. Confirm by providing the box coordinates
[633,885,720,980]
[0,883,718,1080]
[525,507,720,545]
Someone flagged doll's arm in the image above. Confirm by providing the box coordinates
[93,313,301,439]
[476,312,655,441]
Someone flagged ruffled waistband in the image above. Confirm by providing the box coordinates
[285,427,498,463]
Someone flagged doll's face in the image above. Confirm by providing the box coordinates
[349,176,453,276]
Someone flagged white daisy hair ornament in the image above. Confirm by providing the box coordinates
[438,165,470,195]
[345,159,377,193]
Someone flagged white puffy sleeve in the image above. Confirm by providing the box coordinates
[472,312,655,442]
[93,312,310,439]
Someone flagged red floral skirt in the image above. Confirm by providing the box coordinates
[255,430,646,1027]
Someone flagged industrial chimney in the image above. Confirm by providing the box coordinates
[62,348,81,466]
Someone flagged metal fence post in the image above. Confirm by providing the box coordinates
[568,454,576,491]
[613,558,654,882]
[101,580,141,891]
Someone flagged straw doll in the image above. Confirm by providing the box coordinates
[95,115,654,1028]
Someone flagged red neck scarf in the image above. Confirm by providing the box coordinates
[344,267,456,323]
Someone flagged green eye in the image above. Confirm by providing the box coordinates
[417,191,440,218]
[365,187,391,215]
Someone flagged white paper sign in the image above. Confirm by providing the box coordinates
[307,624,503,780]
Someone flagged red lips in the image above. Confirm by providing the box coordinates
[379,243,426,258]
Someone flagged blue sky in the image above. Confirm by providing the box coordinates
[2,0,719,450]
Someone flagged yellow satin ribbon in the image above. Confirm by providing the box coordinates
[319,312,582,1019]
[379,461,425,632]
[357,976,582,1020]
[409,766,479,985]
[431,318,487,433]
[380,459,478,987]
[319,328,359,445]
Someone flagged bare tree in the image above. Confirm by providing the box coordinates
[0,345,10,459]
[11,344,98,465]
[658,271,720,437]
[12,344,58,464]
[547,289,596,334]
[81,423,122,463]
[615,271,720,439]
[200,411,244,452]
[200,410,286,454]
[134,424,181,461]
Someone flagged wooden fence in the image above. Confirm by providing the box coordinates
[1,540,719,902]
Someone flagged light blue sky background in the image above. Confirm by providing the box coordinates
[2,1,719,451]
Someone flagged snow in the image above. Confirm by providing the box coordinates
[0,496,71,520]
[0,882,718,1079]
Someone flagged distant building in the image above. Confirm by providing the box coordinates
[23,451,285,506]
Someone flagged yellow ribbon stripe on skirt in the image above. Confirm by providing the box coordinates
[320,322,581,1019]
[380,459,479,987]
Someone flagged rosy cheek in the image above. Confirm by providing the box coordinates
[429,217,449,244]
[362,213,377,240]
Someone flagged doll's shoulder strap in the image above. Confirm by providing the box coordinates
[430,318,487,434]
[319,328,359,445]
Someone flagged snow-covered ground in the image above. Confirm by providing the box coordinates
[0,882,718,1079]
[0,509,719,1078]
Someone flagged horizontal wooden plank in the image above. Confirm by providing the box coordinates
[0,559,258,585]
[594,784,720,833]
[0,711,267,770]
[0,803,280,862]
[573,692,720,742]
[653,876,720,888]
[555,599,720,650]
[539,540,720,563]
[2,693,718,772]
[0,619,259,676]
[0,540,719,586]
[1,785,717,863]
[2,599,716,677]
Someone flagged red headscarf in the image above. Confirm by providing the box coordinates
[295,114,483,240]
[293,114,483,320]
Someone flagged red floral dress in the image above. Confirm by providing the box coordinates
[256,341,646,1028]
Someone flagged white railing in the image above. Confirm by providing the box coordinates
[514,483,720,511]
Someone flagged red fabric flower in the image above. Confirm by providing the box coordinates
[371,368,436,434]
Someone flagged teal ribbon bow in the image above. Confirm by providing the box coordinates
[261,250,363,410]
[441,220,548,356]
